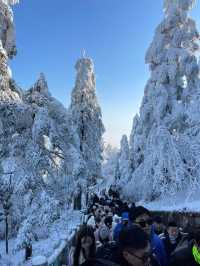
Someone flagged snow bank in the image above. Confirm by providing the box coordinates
[141,199,200,213]
[32,256,47,266]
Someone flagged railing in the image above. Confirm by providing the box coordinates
[48,230,76,266]
[152,210,200,228]
[31,229,78,266]
[32,210,88,266]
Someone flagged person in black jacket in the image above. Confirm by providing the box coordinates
[91,225,119,266]
[132,206,167,266]
[170,227,200,266]
[129,203,136,223]
[159,221,182,257]
[116,224,160,266]
[73,225,96,266]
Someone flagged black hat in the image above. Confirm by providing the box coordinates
[104,216,113,226]
[132,206,151,221]
[119,225,149,250]
[167,221,178,228]
[154,216,162,224]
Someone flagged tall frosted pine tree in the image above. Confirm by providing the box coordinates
[126,0,200,202]
[69,55,105,207]
[115,135,130,188]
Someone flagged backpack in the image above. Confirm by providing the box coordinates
[96,242,119,262]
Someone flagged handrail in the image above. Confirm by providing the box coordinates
[47,212,87,266]
[47,229,78,266]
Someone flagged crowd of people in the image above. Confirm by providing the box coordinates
[68,188,200,266]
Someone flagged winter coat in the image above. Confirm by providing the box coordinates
[170,241,200,266]
[150,255,162,266]
[151,229,167,266]
[159,230,182,257]
[129,205,136,222]
[113,223,122,242]
[96,242,118,262]
[113,222,131,242]
[152,224,164,236]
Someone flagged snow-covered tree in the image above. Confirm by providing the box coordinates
[5,73,84,246]
[2,0,19,5]
[116,135,131,186]
[0,174,14,254]
[0,0,87,251]
[103,136,130,192]
[125,0,200,202]
[129,115,144,172]
[15,190,59,250]
[22,74,84,204]
[101,144,119,189]
[0,73,83,246]
[0,0,21,101]
[69,55,105,195]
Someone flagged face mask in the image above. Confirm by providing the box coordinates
[193,245,200,264]
[169,235,177,242]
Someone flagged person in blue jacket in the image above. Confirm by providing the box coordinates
[113,212,130,242]
[132,206,167,266]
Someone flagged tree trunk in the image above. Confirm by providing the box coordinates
[86,190,89,207]
[74,190,82,210]
[5,215,8,254]
[25,244,32,260]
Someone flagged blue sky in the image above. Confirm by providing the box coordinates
[11,0,200,147]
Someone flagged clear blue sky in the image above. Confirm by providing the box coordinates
[11,0,200,147]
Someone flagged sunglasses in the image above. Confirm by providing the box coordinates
[136,219,153,228]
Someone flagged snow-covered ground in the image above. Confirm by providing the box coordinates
[0,210,82,266]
